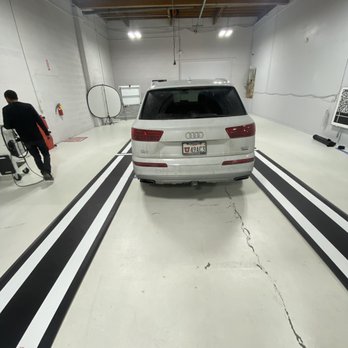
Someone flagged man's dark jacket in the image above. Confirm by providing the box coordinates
[2,102,49,142]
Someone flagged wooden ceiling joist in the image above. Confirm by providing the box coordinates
[73,0,289,21]
[75,0,289,10]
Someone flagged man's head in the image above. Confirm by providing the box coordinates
[4,90,18,104]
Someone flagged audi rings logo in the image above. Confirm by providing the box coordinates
[185,131,204,140]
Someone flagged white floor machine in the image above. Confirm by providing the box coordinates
[0,125,30,181]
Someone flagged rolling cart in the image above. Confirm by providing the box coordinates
[0,126,29,181]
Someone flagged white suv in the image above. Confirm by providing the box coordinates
[131,79,255,184]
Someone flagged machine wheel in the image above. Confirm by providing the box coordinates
[14,174,22,181]
[23,168,29,174]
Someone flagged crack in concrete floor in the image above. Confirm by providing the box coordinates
[225,187,307,348]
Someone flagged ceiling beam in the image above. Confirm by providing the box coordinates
[86,6,272,16]
[86,8,168,15]
[102,15,170,20]
[213,7,224,24]
[74,0,290,10]
[167,8,172,26]
[99,7,268,17]
[101,11,263,20]
[82,6,194,15]
[194,0,207,32]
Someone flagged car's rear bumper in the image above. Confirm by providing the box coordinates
[132,153,254,184]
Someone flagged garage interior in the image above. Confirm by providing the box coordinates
[0,0,347,347]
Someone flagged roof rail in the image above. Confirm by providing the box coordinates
[151,79,167,87]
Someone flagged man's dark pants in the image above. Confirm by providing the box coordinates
[24,139,51,174]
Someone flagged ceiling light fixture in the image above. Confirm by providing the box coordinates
[225,29,233,37]
[218,29,226,38]
[218,28,233,38]
[128,30,142,40]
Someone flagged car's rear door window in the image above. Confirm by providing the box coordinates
[140,86,247,120]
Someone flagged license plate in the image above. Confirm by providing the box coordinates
[182,141,207,155]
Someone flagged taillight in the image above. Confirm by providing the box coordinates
[133,161,168,168]
[222,158,254,165]
[225,123,255,138]
[131,128,163,142]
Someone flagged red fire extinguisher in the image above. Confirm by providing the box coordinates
[56,103,64,116]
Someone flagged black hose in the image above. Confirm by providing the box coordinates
[10,155,44,187]
[312,134,336,147]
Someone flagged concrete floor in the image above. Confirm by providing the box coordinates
[0,116,347,347]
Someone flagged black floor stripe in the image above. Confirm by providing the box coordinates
[0,142,132,347]
[0,140,131,289]
[39,173,134,348]
[0,154,132,347]
[252,154,348,290]
[256,150,348,221]
[255,157,348,259]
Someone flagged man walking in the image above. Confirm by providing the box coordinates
[2,90,54,181]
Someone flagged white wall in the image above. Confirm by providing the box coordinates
[0,0,40,115]
[108,17,255,108]
[73,7,115,126]
[0,0,114,143]
[251,0,348,142]
[108,19,179,97]
[73,8,115,88]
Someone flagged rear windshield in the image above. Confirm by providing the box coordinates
[140,86,247,120]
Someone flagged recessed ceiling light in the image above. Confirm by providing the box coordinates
[128,30,142,40]
[218,29,226,38]
[225,29,233,37]
[218,28,233,38]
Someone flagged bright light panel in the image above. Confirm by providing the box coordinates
[218,30,226,38]
[128,31,142,40]
[218,28,233,38]
[225,29,233,37]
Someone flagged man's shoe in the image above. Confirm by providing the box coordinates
[43,172,54,181]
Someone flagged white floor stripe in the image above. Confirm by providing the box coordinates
[17,164,133,348]
[256,152,348,232]
[253,169,348,278]
[0,143,132,315]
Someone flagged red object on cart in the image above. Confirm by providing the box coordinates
[37,116,55,150]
